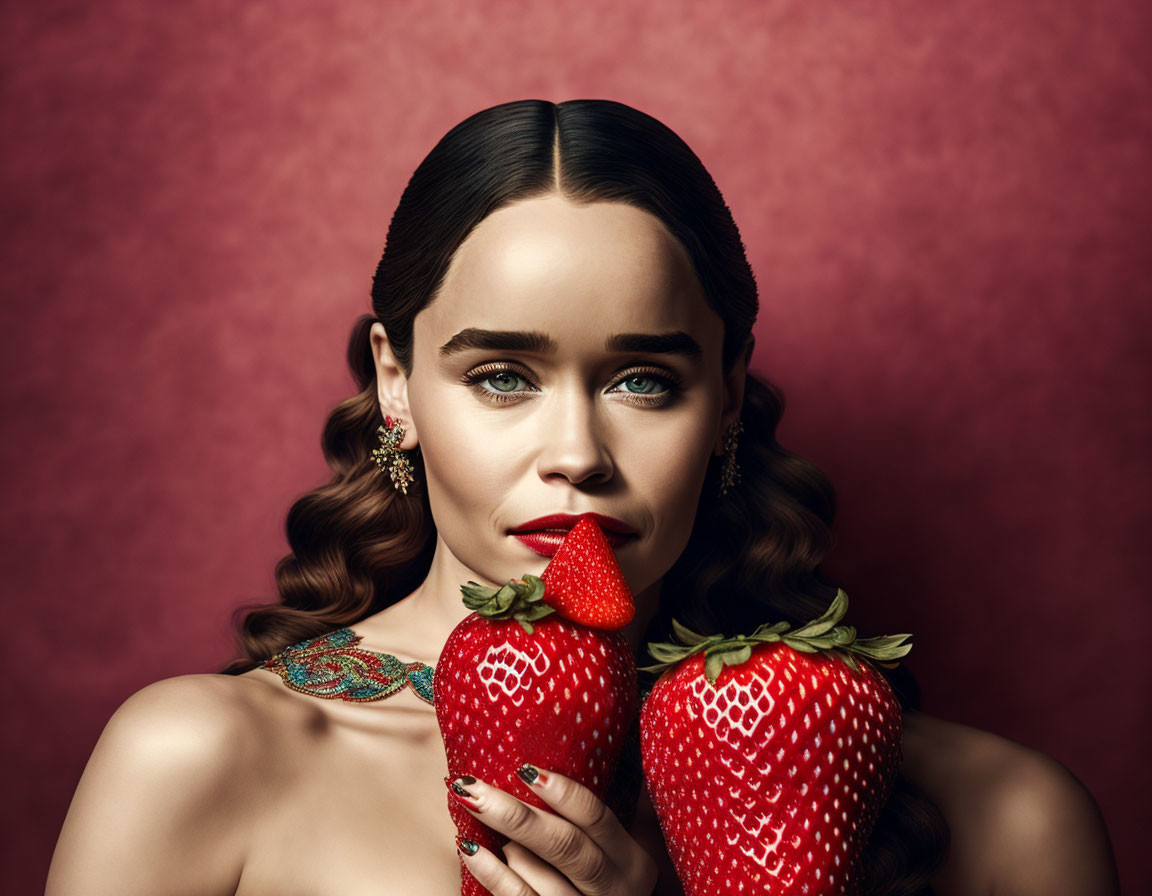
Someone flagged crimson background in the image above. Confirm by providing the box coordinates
[2,1,1149,892]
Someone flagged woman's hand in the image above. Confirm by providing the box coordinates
[451,764,659,896]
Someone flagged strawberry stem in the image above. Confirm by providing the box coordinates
[639,588,913,684]
[460,574,557,635]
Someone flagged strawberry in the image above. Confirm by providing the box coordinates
[436,556,640,894]
[539,513,635,630]
[638,589,912,894]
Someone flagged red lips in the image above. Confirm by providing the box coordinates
[510,512,637,557]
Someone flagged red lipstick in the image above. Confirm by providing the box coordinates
[510,512,637,557]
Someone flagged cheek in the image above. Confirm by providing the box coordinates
[626,421,716,545]
[415,416,500,512]
[634,435,711,490]
[407,385,523,531]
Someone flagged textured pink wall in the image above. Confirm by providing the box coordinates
[3,0,1148,891]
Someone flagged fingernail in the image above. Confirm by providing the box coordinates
[517,763,546,786]
[445,776,482,810]
[450,776,477,797]
[457,836,478,856]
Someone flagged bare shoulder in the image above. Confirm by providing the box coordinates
[901,711,1120,896]
[47,673,280,896]
[83,672,275,790]
[114,670,269,741]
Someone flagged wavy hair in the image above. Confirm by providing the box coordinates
[223,99,948,892]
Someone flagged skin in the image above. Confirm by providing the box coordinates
[46,195,1120,895]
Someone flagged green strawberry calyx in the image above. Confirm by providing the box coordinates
[460,573,557,635]
[638,588,913,685]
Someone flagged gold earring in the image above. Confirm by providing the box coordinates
[718,419,743,497]
[372,415,417,495]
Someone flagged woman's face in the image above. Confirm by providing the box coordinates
[373,193,746,607]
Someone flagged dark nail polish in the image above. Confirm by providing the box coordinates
[457,836,479,856]
[451,780,473,798]
[517,763,539,786]
[452,775,477,796]
[445,777,481,810]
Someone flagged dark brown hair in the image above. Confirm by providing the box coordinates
[223,99,948,892]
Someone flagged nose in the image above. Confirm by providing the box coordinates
[535,390,614,486]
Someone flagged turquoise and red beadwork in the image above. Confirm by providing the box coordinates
[261,627,435,705]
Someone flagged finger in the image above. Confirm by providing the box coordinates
[503,841,581,895]
[457,837,538,896]
[449,773,616,893]
[515,764,632,868]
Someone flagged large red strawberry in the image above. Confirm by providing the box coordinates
[539,513,635,629]
[436,529,641,895]
[638,589,912,894]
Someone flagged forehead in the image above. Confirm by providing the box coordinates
[414,195,719,351]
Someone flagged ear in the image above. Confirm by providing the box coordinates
[714,334,755,456]
[369,322,419,450]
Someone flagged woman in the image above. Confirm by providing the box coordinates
[47,99,1119,895]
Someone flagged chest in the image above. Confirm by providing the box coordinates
[235,696,462,896]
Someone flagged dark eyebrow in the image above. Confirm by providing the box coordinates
[438,329,557,357]
[604,331,703,357]
[438,328,702,358]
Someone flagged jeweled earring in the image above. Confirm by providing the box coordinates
[372,415,417,495]
[718,418,743,497]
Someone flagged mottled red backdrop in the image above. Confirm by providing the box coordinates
[3,0,1148,892]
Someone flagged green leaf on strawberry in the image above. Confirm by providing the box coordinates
[460,574,556,635]
[640,587,913,684]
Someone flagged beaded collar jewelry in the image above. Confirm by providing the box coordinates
[261,627,435,705]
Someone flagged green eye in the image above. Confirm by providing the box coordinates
[621,375,666,395]
[485,371,524,393]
